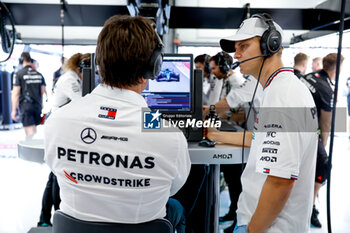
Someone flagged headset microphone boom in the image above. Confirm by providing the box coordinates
[231,55,265,70]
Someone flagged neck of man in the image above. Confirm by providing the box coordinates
[222,69,233,80]
[121,77,148,94]
[294,64,305,74]
[257,56,284,88]
[22,61,31,67]
[325,69,336,81]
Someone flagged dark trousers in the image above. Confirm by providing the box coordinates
[166,198,186,233]
[173,165,208,233]
[220,164,244,218]
[38,172,61,225]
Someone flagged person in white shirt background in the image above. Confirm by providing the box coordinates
[51,53,90,112]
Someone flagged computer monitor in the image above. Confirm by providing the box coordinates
[82,53,203,141]
[141,53,193,114]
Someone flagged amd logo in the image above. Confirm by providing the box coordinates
[260,156,277,162]
[213,154,233,159]
[262,148,278,154]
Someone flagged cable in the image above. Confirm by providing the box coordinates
[60,0,66,58]
[241,57,266,172]
[326,0,346,232]
[186,165,210,218]
[0,1,16,63]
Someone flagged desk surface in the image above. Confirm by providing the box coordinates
[188,142,249,164]
[17,140,249,165]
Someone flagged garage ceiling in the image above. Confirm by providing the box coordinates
[2,0,349,46]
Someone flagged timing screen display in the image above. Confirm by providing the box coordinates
[142,55,192,111]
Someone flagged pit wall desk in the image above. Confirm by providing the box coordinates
[18,140,249,233]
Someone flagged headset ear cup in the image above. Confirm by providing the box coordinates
[153,52,163,78]
[260,30,270,57]
[218,52,229,75]
[144,47,163,79]
[267,30,281,55]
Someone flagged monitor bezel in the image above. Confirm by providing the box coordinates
[143,53,194,116]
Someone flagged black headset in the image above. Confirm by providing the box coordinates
[204,54,211,75]
[143,30,164,79]
[79,56,91,73]
[217,52,230,75]
[19,53,31,65]
[251,13,282,57]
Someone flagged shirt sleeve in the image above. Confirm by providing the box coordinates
[41,75,46,86]
[59,74,82,101]
[169,133,191,196]
[255,109,302,180]
[226,77,261,109]
[13,73,21,86]
[319,88,333,112]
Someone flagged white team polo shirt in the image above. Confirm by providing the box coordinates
[45,84,191,223]
[236,68,318,233]
[220,72,246,100]
[226,75,263,110]
[51,70,82,112]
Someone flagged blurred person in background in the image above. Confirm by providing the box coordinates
[293,53,309,79]
[11,52,46,136]
[312,57,323,72]
[52,56,67,91]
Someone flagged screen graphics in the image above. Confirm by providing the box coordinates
[142,54,193,112]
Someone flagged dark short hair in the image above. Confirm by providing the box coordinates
[209,51,233,66]
[96,15,158,88]
[323,53,344,72]
[294,53,308,66]
[195,54,210,64]
[20,52,32,63]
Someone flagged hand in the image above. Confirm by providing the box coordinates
[206,126,219,141]
[11,110,17,121]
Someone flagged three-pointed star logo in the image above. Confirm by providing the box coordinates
[80,128,97,144]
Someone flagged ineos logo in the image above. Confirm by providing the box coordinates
[80,128,97,144]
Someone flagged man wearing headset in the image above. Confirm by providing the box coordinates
[44,15,190,231]
[209,52,246,103]
[210,13,318,232]
[195,54,213,105]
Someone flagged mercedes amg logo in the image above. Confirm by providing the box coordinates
[80,128,97,144]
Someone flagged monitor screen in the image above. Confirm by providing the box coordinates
[141,54,193,113]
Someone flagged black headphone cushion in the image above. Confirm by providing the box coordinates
[218,53,230,75]
[204,55,211,74]
[144,46,164,79]
[260,29,281,57]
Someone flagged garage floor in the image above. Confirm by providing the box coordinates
[0,126,349,233]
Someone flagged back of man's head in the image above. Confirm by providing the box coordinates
[323,53,344,72]
[210,52,233,67]
[96,15,159,88]
[294,53,308,66]
[20,52,32,64]
[195,54,209,64]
